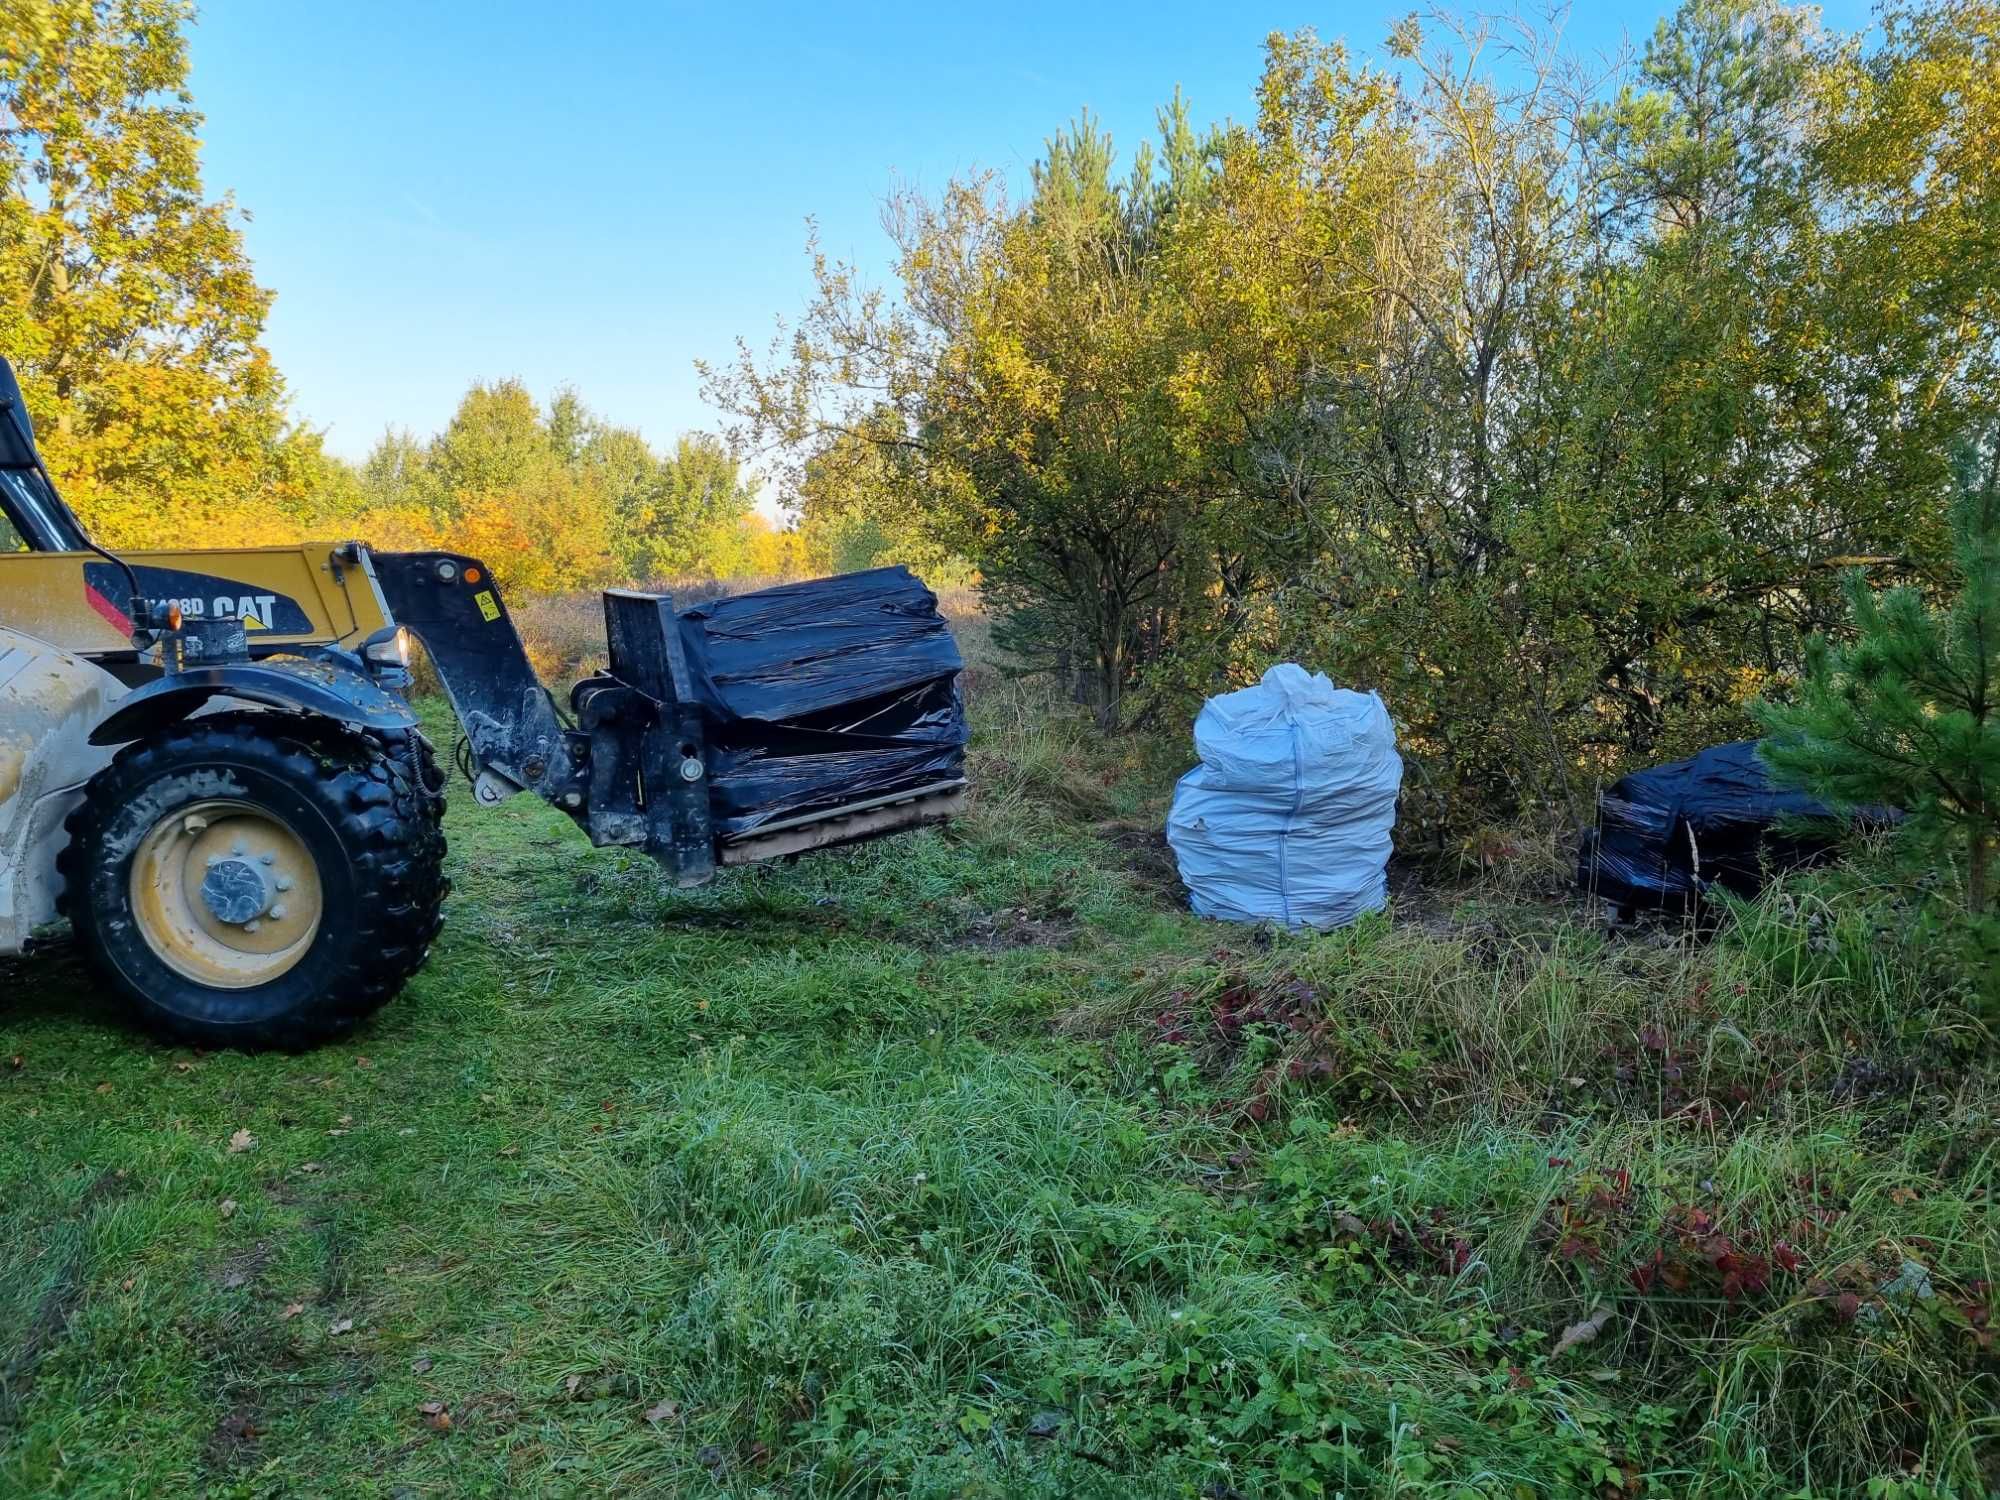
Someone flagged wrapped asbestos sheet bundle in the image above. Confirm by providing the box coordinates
[1575,740,1884,914]
[1166,664,1402,929]
[673,566,968,840]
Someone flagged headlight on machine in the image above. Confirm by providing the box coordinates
[363,625,412,670]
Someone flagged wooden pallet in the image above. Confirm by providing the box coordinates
[718,779,969,866]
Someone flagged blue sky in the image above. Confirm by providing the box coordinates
[188,0,1870,463]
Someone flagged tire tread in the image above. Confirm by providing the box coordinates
[56,713,448,1051]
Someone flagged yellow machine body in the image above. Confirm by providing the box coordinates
[0,543,392,662]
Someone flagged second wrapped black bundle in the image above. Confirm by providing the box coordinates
[1575,739,1894,913]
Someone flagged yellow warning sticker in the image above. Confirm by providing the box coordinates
[474,589,500,623]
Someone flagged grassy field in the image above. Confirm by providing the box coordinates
[1,659,1995,1497]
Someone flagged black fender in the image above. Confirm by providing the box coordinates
[88,654,417,746]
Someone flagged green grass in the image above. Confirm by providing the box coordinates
[2,682,1995,1497]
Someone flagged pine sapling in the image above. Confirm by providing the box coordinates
[1757,438,1999,913]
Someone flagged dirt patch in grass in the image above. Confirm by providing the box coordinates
[950,905,1077,950]
[216,1239,276,1293]
[1093,819,1185,907]
[200,1406,263,1473]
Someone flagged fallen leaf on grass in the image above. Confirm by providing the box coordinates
[296,1162,323,1175]
[95,1081,113,1094]
[564,1374,582,1396]
[219,1198,238,1219]
[227,1129,256,1154]
[1552,1303,1615,1356]
[8,1054,22,1070]
[355,1056,372,1069]
[498,1145,519,1158]
[120,1277,134,1291]
[284,1302,304,1319]
[418,1401,452,1431]
[411,1355,432,1374]
[221,1270,249,1290]
[644,1399,679,1424]
[327,1128,348,1137]
[329,1317,353,1336]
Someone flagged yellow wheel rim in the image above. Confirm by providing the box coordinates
[128,799,324,989]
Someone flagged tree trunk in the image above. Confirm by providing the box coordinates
[46,182,73,438]
[1093,625,1126,733]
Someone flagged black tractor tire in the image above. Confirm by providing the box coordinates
[57,712,448,1051]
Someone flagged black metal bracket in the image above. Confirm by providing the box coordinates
[371,549,587,812]
[163,617,251,672]
[575,591,715,885]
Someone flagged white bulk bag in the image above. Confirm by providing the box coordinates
[1165,663,1402,929]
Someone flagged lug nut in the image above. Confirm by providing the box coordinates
[275,877,293,893]
[269,904,287,920]
[243,920,261,933]
[260,852,275,865]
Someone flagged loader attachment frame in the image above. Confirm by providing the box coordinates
[370,551,717,885]
[368,548,584,810]
[578,591,715,882]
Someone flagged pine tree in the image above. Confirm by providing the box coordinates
[1758,437,2000,912]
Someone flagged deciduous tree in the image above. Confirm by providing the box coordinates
[0,0,298,544]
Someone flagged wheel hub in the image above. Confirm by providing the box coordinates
[128,799,324,988]
[199,858,270,926]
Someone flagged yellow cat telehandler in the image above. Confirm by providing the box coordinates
[0,358,966,1048]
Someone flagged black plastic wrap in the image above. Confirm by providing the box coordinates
[1577,739,1869,911]
[677,566,964,724]
[675,567,969,838]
